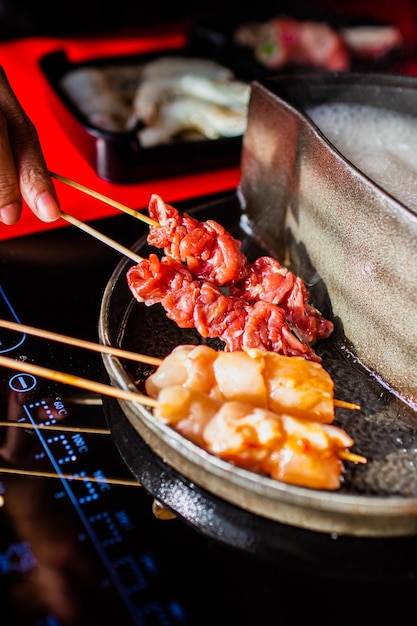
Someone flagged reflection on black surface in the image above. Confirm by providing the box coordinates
[0,213,190,625]
[0,335,186,625]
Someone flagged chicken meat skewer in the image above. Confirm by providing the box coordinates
[144,343,360,424]
[153,384,362,490]
[0,352,364,492]
[144,345,364,490]
[0,319,358,413]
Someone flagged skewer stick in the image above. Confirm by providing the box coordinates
[0,318,359,412]
[0,466,139,486]
[50,171,158,227]
[0,421,110,434]
[333,399,361,410]
[0,318,162,366]
[60,212,144,264]
[339,450,367,464]
[0,355,158,408]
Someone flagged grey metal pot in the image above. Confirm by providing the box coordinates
[238,72,417,408]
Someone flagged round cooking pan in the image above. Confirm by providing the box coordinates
[98,193,417,559]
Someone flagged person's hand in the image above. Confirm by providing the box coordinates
[0,66,60,225]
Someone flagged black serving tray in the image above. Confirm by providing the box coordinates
[39,46,245,184]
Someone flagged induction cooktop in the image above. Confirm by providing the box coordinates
[0,198,416,625]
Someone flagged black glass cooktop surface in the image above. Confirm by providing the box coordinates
[1,195,417,625]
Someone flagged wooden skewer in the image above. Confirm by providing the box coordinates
[0,466,139,486]
[50,171,158,227]
[60,211,144,264]
[339,450,367,464]
[333,399,361,410]
[0,319,360,412]
[0,355,158,408]
[0,318,162,366]
[0,421,110,434]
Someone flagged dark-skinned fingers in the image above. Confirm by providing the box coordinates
[19,158,61,223]
[0,66,61,224]
[0,111,22,224]
[8,106,61,223]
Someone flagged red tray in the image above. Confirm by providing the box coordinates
[0,31,240,241]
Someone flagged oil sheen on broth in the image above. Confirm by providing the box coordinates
[306,102,417,213]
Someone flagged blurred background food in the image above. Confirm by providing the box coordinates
[1,0,415,61]
[34,0,417,158]
[59,56,250,145]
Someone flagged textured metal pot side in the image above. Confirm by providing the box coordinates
[238,73,417,408]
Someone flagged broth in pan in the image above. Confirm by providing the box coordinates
[307,102,417,213]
